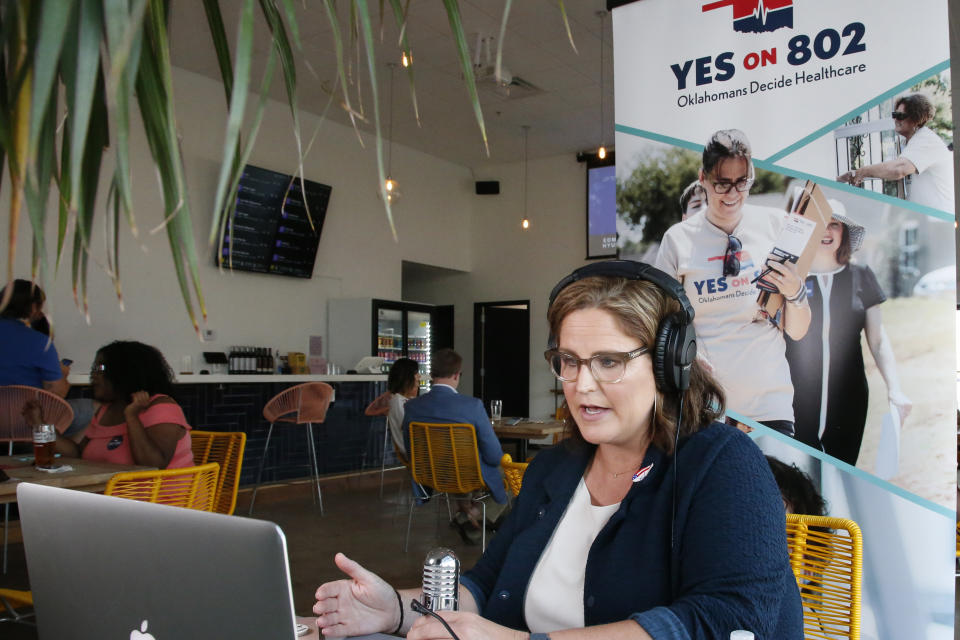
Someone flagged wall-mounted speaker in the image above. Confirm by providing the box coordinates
[475,180,500,195]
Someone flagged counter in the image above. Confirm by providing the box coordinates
[66,374,393,486]
[68,373,387,385]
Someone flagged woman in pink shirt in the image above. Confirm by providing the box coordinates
[49,341,194,469]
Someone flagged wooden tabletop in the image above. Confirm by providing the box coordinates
[0,456,153,504]
[294,616,397,639]
[493,419,565,439]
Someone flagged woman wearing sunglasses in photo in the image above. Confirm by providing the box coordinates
[837,92,953,213]
[656,129,811,435]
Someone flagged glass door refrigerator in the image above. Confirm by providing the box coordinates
[371,300,435,392]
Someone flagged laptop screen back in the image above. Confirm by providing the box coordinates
[17,483,298,639]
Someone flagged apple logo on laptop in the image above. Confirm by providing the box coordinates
[130,620,156,640]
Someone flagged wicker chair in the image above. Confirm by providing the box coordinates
[0,385,74,574]
[104,462,220,511]
[785,513,863,640]
[249,382,334,515]
[500,453,528,498]
[191,431,246,515]
[406,421,491,552]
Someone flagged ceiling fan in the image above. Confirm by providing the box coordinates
[472,34,539,97]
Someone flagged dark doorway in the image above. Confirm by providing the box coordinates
[434,305,455,351]
[473,301,530,418]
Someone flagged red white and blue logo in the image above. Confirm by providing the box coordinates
[702,0,794,34]
[632,463,654,483]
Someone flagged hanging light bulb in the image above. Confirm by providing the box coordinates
[597,11,607,161]
[381,63,401,203]
[521,125,531,232]
[401,52,410,67]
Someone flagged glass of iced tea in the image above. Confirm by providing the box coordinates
[33,423,57,469]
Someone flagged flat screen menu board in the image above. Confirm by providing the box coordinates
[216,164,331,278]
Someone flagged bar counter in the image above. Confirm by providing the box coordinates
[66,374,392,486]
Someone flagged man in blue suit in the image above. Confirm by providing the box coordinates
[402,348,507,543]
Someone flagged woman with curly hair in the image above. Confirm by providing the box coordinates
[37,341,194,469]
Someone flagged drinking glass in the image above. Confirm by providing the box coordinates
[490,399,503,424]
[33,423,56,469]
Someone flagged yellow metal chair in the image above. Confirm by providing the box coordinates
[785,514,863,640]
[0,588,34,625]
[104,462,220,511]
[406,422,491,552]
[500,453,528,498]
[191,431,246,515]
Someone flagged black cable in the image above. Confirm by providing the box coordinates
[671,393,685,552]
[410,598,462,640]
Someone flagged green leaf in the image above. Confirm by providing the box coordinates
[136,0,205,331]
[387,0,418,125]
[65,0,104,216]
[442,0,487,156]
[209,0,255,249]
[495,0,511,85]
[353,0,395,239]
[323,0,363,132]
[23,84,57,295]
[258,0,307,225]
[557,0,578,55]
[103,0,148,234]
[27,0,75,160]
[217,48,277,268]
[201,0,234,103]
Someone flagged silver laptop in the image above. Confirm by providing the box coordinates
[17,483,299,639]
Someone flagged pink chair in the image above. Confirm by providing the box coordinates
[0,385,74,445]
[0,385,74,574]
[248,382,334,515]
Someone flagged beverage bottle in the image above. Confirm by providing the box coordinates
[33,423,56,469]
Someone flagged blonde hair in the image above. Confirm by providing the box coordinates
[547,276,724,454]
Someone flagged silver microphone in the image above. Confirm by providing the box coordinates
[421,547,459,612]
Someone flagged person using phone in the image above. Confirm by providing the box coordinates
[0,279,69,397]
[655,129,811,435]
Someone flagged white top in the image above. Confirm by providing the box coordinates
[656,204,795,421]
[387,393,409,456]
[900,126,954,212]
[524,478,620,633]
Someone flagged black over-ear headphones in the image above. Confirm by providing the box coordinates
[547,260,697,394]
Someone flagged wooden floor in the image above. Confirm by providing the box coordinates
[0,469,485,638]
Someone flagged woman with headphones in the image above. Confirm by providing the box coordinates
[313,261,802,640]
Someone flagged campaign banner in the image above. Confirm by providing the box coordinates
[613,1,955,638]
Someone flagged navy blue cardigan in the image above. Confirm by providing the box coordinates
[460,422,803,639]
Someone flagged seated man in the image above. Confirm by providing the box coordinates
[401,348,507,543]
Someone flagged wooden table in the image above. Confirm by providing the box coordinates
[0,456,153,504]
[294,616,397,639]
[494,419,566,460]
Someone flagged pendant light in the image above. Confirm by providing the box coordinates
[384,62,400,203]
[597,10,607,161]
[521,125,531,230]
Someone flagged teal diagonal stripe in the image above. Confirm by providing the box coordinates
[615,124,703,152]
[752,159,955,221]
[764,60,950,164]
[727,409,954,520]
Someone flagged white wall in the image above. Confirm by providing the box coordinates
[404,153,593,417]
[1,67,475,373]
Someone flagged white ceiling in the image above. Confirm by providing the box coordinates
[169,0,615,170]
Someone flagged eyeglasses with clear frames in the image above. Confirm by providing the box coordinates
[90,363,106,376]
[544,346,649,384]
